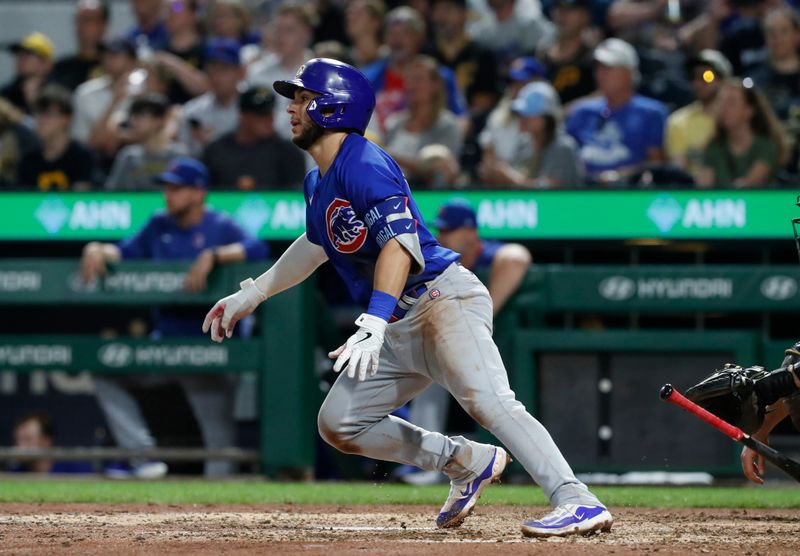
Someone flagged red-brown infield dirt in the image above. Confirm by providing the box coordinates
[1,503,799,555]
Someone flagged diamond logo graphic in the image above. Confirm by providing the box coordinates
[234,197,271,236]
[646,195,683,233]
[35,197,70,234]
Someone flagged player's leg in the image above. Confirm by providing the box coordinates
[398,383,451,484]
[420,265,611,535]
[179,374,237,477]
[317,340,493,481]
[92,376,168,479]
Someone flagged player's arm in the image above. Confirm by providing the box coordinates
[488,243,532,316]
[742,402,791,484]
[185,243,249,293]
[202,233,328,342]
[329,238,412,381]
[80,242,121,283]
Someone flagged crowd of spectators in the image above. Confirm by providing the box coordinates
[2,0,800,190]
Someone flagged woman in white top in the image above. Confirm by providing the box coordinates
[383,55,464,185]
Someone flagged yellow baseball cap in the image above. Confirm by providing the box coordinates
[10,32,55,61]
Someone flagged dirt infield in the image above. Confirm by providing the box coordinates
[1,503,799,555]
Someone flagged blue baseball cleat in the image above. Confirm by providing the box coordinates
[436,447,510,529]
[521,504,613,537]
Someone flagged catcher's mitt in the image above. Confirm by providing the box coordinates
[685,363,769,434]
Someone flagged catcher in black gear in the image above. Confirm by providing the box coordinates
[685,343,800,483]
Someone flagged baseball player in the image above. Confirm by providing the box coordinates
[202,58,612,537]
[82,157,269,477]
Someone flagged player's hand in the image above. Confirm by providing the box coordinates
[329,313,387,381]
[184,249,215,292]
[80,242,107,283]
[741,445,766,484]
[202,278,267,342]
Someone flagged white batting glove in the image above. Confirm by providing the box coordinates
[202,278,267,343]
[329,313,387,381]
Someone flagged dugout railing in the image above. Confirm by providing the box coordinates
[0,259,317,474]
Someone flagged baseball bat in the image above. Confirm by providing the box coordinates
[659,383,800,482]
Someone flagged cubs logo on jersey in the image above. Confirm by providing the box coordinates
[326,198,368,253]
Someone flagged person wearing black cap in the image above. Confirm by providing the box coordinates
[105,92,188,189]
[179,38,245,157]
[538,0,596,105]
[203,86,306,190]
[666,49,732,174]
[19,85,96,190]
[81,156,269,477]
[72,36,140,156]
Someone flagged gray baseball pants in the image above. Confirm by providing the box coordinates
[318,263,600,507]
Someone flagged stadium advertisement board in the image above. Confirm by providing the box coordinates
[2,190,795,240]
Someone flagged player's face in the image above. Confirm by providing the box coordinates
[14,420,51,449]
[164,183,203,218]
[437,227,478,256]
[288,88,325,150]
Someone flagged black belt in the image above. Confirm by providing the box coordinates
[389,282,430,323]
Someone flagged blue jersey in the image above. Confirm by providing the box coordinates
[303,134,459,307]
[119,209,269,336]
[473,240,503,270]
[566,95,667,177]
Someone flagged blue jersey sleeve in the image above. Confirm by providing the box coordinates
[118,217,159,260]
[342,156,425,273]
[219,215,270,260]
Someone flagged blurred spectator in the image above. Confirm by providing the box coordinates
[415,143,466,188]
[384,56,464,185]
[11,412,93,473]
[0,32,55,115]
[105,92,187,189]
[566,38,668,185]
[482,81,582,187]
[606,0,705,51]
[539,0,597,104]
[206,0,259,48]
[313,40,355,66]
[345,0,388,68]
[153,0,210,103]
[71,37,141,158]
[312,0,349,45]
[469,0,554,65]
[247,3,315,142]
[50,0,109,92]
[127,0,169,51]
[0,98,39,188]
[203,86,305,190]
[426,0,500,114]
[477,57,543,180]
[362,6,467,134]
[666,49,732,175]
[697,78,788,188]
[748,7,800,125]
[19,86,95,191]
[179,38,244,157]
[81,157,269,477]
[721,0,770,76]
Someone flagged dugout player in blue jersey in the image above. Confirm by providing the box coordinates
[81,157,269,477]
[202,58,612,537]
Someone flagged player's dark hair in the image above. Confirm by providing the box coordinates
[14,412,55,439]
[34,85,74,116]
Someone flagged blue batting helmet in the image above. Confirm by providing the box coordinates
[273,58,376,135]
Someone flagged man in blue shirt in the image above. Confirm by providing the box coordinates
[203,58,611,537]
[81,157,269,477]
[566,38,668,186]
